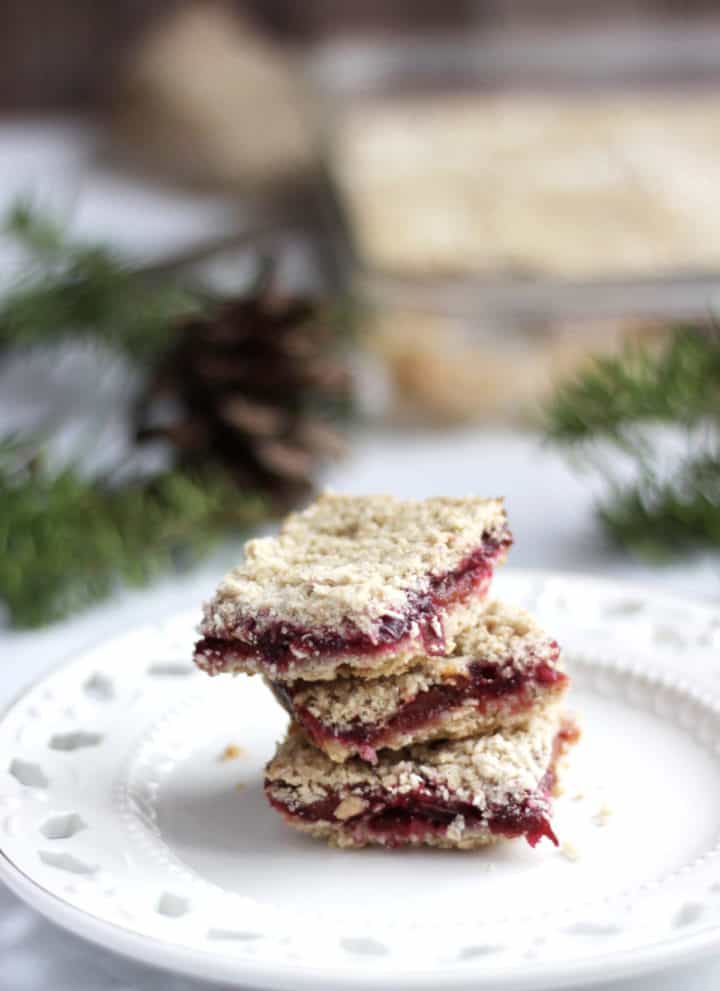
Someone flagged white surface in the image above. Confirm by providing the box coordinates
[0,119,718,989]
[2,573,720,991]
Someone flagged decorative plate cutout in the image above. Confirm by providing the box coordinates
[39,813,87,840]
[8,760,48,789]
[49,732,103,752]
[38,851,97,875]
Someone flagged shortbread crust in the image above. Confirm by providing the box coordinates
[195,493,511,680]
[272,599,566,762]
[265,707,578,849]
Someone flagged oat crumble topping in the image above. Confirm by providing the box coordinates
[266,704,563,812]
[201,492,508,637]
[284,599,560,728]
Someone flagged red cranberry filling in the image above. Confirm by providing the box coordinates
[196,534,510,673]
[267,723,577,848]
[284,651,565,759]
[268,790,556,847]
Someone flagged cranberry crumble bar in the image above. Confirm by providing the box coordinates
[265,707,579,849]
[270,599,567,763]
[195,493,511,681]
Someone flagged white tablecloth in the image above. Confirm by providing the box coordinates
[0,120,718,990]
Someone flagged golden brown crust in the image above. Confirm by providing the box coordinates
[333,94,720,278]
[294,687,567,764]
[265,707,576,849]
[269,598,566,761]
[284,598,560,726]
[282,817,501,850]
[204,632,453,683]
[266,705,563,811]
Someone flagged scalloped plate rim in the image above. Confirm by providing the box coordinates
[3,852,720,991]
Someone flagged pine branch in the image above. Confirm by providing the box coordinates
[544,326,720,559]
[545,327,720,450]
[599,453,720,559]
[0,201,351,627]
[0,439,266,628]
[0,202,200,360]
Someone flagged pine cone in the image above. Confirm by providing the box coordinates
[135,287,352,505]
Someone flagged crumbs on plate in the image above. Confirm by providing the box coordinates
[220,744,244,762]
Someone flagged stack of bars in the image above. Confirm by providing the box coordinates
[194,494,578,850]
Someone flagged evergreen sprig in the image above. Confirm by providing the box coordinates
[544,327,720,559]
[0,437,265,628]
[598,454,720,558]
[0,201,200,360]
[0,203,269,628]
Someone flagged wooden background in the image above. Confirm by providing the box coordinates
[1,0,718,109]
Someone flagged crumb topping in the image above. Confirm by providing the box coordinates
[561,840,581,861]
[308,695,562,764]
[200,493,509,638]
[266,705,562,812]
[284,598,560,728]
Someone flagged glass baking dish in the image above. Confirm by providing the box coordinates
[310,20,720,422]
[307,21,720,325]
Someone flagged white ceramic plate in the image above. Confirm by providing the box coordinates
[1,570,720,990]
